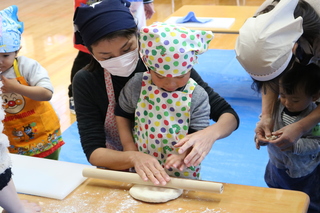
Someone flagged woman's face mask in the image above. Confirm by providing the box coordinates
[95,46,139,77]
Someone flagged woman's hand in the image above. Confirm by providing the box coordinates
[175,113,237,167]
[254,115,274,149]
[174,127,215,167]
[132,152,170,186]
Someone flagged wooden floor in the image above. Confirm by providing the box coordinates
[1,0,264,132]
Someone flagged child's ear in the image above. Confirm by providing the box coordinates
[15,46,22,57]
[312,91,320,102]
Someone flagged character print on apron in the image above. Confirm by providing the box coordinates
[104,69,122,151]
[2,59,64,157]
[134,72,200,179]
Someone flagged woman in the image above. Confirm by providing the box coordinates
[236,0,320,151]
[73,0,239,185]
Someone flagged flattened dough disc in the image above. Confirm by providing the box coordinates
[129,184,183,203]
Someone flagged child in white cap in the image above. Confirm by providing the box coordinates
[256,61,320,213]
[0,5,64,159]
[235,0,320,212]
[115,23,214,180]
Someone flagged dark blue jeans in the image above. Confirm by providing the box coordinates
[265,161,320,213]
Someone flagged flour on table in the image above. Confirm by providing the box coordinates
[129,184,183,203]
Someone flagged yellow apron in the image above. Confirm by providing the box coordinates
[2,59,64,157]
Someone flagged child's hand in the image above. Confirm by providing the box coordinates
[1,76,20,93]
[164,154,187,171]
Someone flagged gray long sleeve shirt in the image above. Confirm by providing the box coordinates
[268,102,320,178]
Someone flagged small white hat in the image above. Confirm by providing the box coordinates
[235,0,303,81]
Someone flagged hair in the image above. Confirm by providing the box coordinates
[280,61,320,97]
[252,0,320,94]
[85,27,138,72]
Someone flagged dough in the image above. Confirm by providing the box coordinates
[265,135,278,140]
[129,184,183,203]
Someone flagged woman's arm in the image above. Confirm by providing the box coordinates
[175,69,239,167]
[73,70,170,185]
[255,83,278,143]
[177,113,237,167]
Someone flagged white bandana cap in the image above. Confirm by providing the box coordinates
[0,5,24,53]
[235,0,303,81]
[140,22,214,77]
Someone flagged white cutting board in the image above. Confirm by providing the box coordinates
[10,153,95,200]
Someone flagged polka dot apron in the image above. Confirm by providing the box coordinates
[134,72,200,179]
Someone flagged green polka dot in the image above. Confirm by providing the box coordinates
[198,42,201,47]
[148,112,154,118]
[167,99,173,104]
[163,139,168,144]
[174,172,180,177]
[150,34,154,38]
[140,118,145,123]
[183,125,188,130]
[190,43,194,48]
[164,64,170,70]
[156,106,160,111]
[182,97,187,101]
[142,89,147,95]
[156,97,161,103]
[184,54,188,59]
[164,111,169,116]
[157,114,162,119]
[145,132,148,137]
[188,102,191,107]
[190,35,195,40]
[144,110,148,116]
[143,35,148,41]
[151,50,157,56]
[169,128,174,134]
[165,27,170,32]
[173,61,179,66]
[139,146,142,151]
[201,31,206,35]
[182,41,187,46]
[151,144,156,149]
[181,107,186,111]
[150,127,155,132]
[176,113,181,117]
[161,32,166,37]
[173,39,179,44]
[169,46,175,52]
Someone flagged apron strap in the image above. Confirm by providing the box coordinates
[13,59,21,77]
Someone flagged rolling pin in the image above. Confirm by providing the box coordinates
[82,168,223,193]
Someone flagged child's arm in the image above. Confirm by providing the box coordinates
[0,179,41,213]
[1,76,52,101]
[164,147,191,171]
[116,115,138,151]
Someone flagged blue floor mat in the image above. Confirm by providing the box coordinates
[61,49,268,188]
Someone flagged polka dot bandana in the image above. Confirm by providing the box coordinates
[0,5,24,53]
[140,22,214,77]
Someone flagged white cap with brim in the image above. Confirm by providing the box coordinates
[235,0,303,81]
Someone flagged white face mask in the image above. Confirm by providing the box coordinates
[95,47,139,77]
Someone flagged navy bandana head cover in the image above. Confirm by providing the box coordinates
[73,0,136,48]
